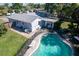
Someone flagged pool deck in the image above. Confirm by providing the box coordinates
[24,31,48,56]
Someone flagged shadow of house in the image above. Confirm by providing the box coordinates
[39,20,54,30]
[11,20,26,32]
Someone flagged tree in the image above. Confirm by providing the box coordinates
[4,3,9,7]
[44,3,79,19]
[61,3,78,18]
[0,5,8,15]
[71,7,79,29]
[0,23,7,36]
[45,3,64,17]
[27,3,35,10]
[45,3,55,14]
[11,3,23,13]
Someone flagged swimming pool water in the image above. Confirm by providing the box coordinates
[32,33,72,56]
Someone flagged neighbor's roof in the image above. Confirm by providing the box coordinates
[7,13,41,23]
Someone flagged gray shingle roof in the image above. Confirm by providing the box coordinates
[7,13,41,23]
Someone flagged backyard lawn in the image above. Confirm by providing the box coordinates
[60,22,71,29]
[0,30,27,56]
[60,21,77,29]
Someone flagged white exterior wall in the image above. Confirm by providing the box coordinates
[31,18,41,32]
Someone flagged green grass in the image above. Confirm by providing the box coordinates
[60,21,78,29]
[0,30,27,56]
[0,19,4,25]
[60,22,71,29]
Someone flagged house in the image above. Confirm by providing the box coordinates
[7,13,41,32]
[39,18,58,29]
[7,12,58,32]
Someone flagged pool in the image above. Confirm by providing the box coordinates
[32,33,73,56]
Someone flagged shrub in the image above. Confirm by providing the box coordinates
[0,23,7,36]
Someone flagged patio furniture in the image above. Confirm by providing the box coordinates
[24,29,29,33]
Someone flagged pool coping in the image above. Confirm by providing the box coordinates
[52,32,74,56]
[24,32,48,56]
[24,31,74,56]
[55,32,74,56]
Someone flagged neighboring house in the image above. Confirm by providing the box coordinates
[7,12,58,32]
